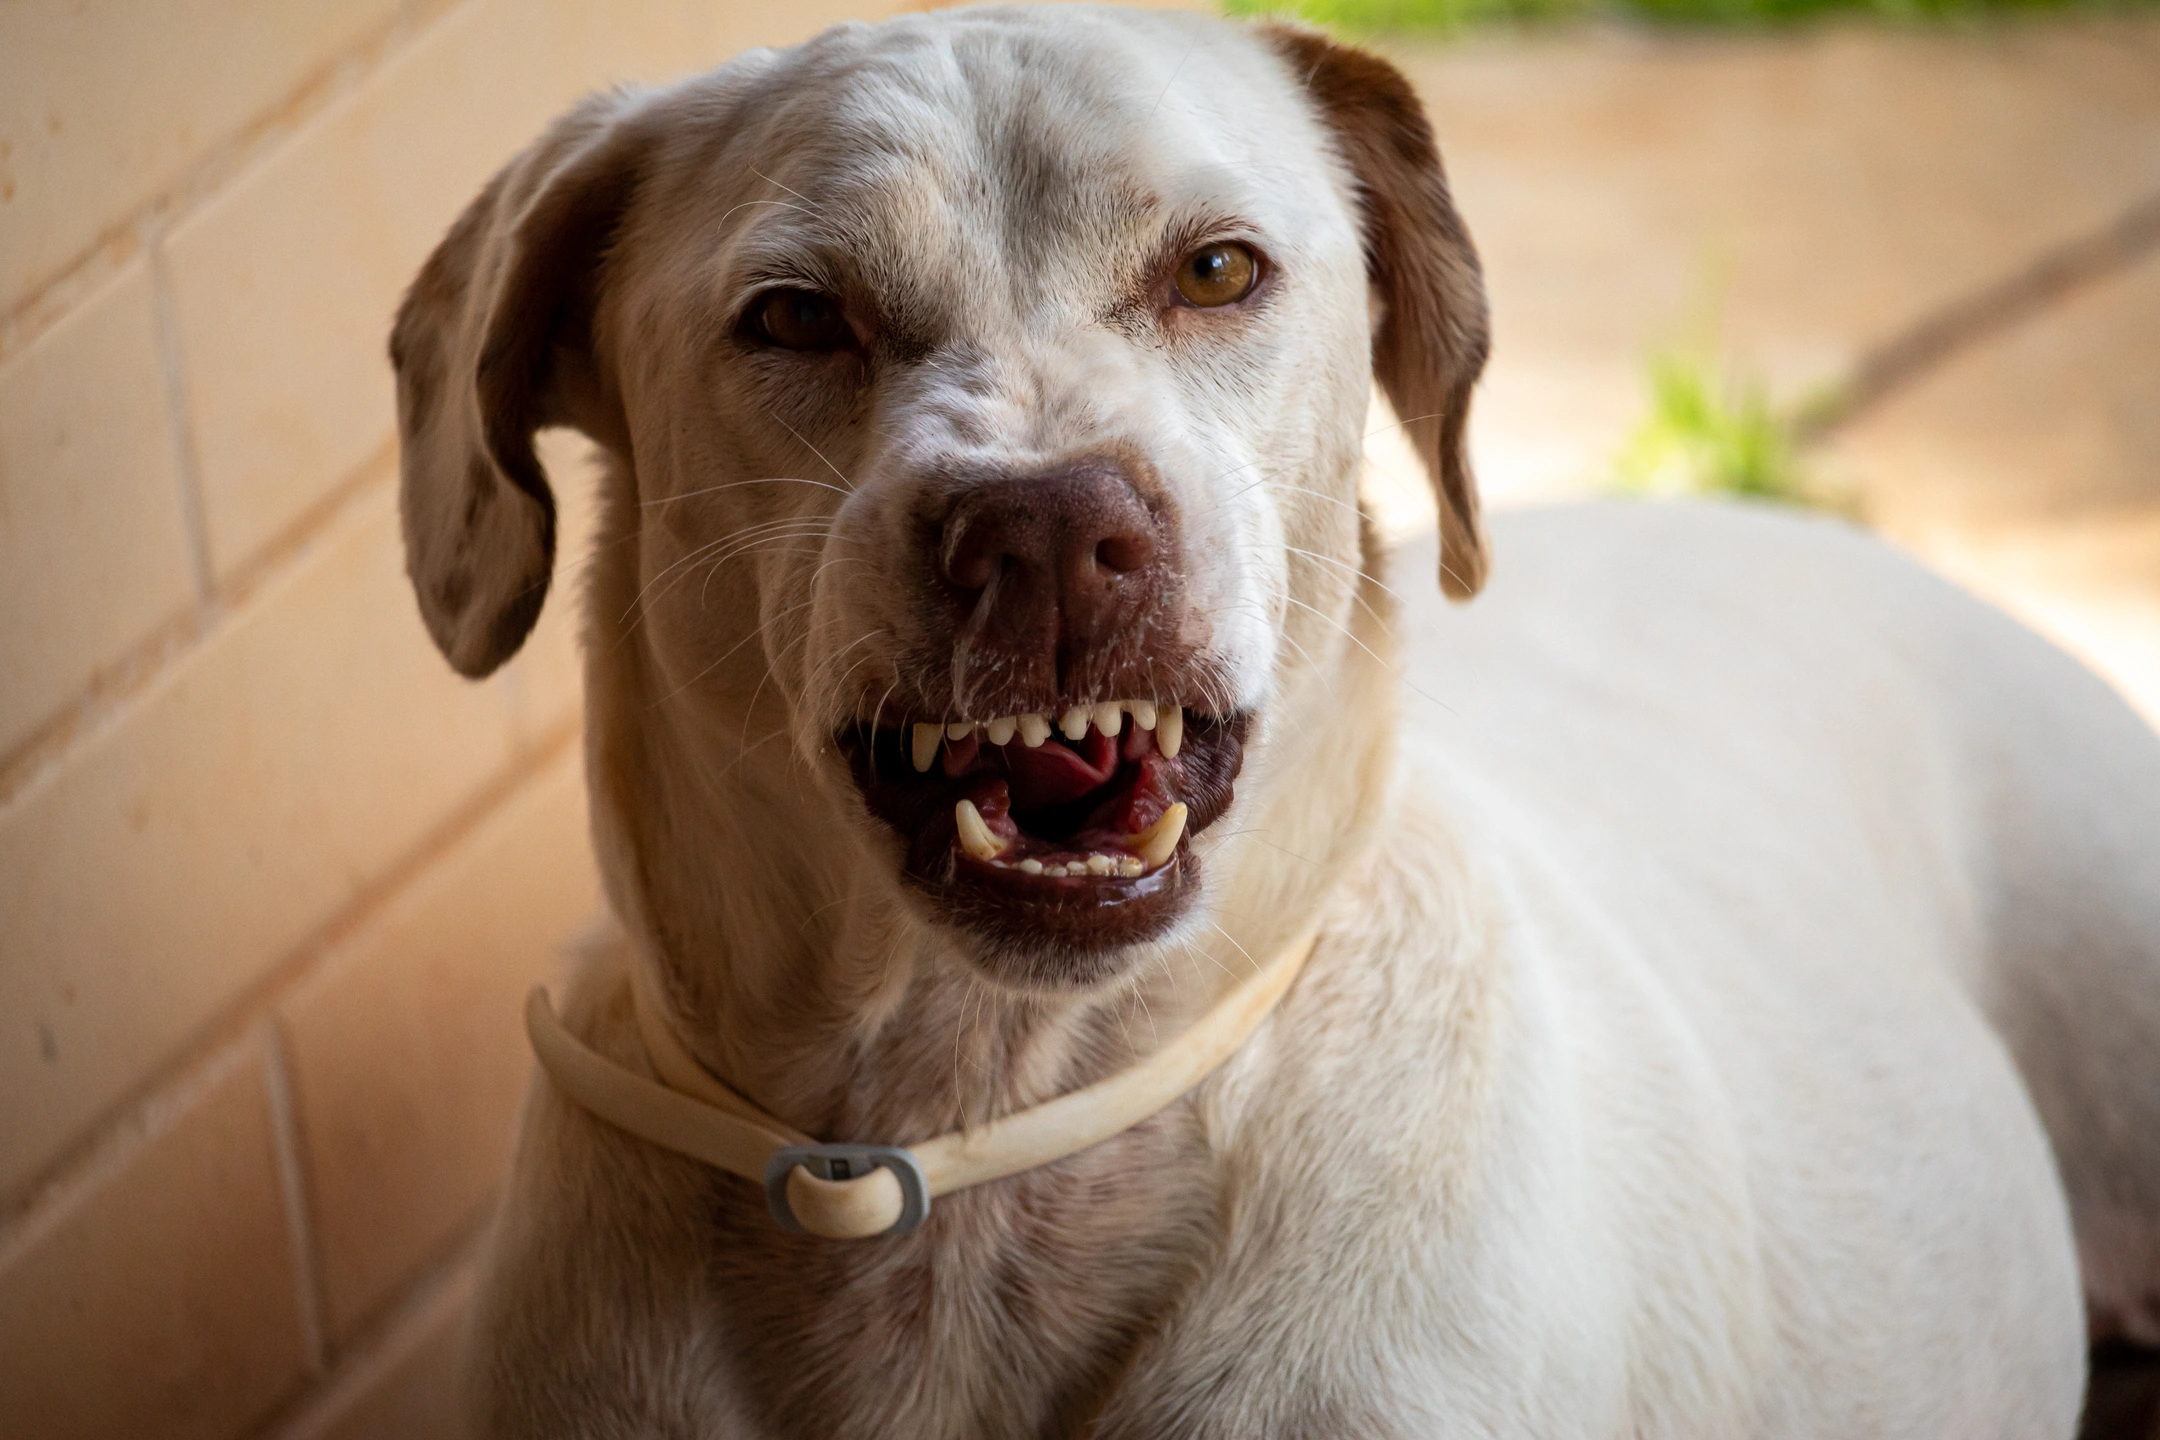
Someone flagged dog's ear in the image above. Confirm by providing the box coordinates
[389,90,647,677]
[1261,25,1492,600]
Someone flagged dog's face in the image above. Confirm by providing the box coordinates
[392,7,1486,991]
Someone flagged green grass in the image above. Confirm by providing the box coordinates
[1606,349,1859,514]
[1612,351,1804,502]
[1226,0,2148,34]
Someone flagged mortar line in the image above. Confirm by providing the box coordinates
[258,1223,487,1440]
[1798,188,2160,443]
[0,1034,260,1274]
[0,444,397,809]
[0,0,473,368]
[0,721,581,1229]
[147,224,218,606]
[261,1017,334,1377]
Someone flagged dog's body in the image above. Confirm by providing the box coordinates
[384,6,2160,1435]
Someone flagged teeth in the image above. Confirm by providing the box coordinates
[1156,705,1183,759]
[1018,858,1044,875]
[1084,854,1114,875]
[911,723,941,773]
[1119,856,1144,877]
[1129,802,1187,870]
[954,799,1006,861]
[911,701,1182,767]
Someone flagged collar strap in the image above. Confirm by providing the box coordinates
[524,924,1321,1239]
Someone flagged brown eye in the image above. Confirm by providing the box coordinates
[1173,242,1259,308]
[750,289,853,351]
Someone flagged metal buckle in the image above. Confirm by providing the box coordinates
[762,1144,930,1237]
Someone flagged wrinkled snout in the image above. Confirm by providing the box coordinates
[932,459,1171,697]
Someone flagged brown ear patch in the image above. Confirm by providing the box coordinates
[1260,23,1492,600]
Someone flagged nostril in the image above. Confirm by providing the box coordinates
[1095,533,1151,574]
[945,529,1000,593]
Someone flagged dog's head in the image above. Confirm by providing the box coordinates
[392,7,1485,993]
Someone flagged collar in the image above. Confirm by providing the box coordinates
[524,922,1321,1239]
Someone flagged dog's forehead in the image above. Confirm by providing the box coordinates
[711,10,1341,288]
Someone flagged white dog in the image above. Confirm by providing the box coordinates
[389,5,2160,1434]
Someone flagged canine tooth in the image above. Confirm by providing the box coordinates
[1094,702,1123,737]
[986,716,1018,746]
[1019,858,1044,875]
[1018,713,1051,747]
[946,720,974,741]
[1085,854,1114,875]
[954,800,1005,861]
[1130,700,1157,730]
[1119,856,1144,877]
[911,724,941,773]
[1060,706,1090,741]
[1157,705,1184,758]
[1130,803,1187,870]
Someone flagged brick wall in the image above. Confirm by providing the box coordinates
[0,4,910,1435]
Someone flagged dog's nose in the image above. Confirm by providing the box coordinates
[938,461,1163,667]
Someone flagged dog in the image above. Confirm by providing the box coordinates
[388,5,2160,1434]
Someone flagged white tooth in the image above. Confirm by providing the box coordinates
[1042,862,1066,877]
[911,723,941,773]
[1019,858,1044,875]
[986,716,1017,746]
[1018,713,1051,747]
[1119,856,1144,877]
[1085,854,1114,875]
[1060,706,1090,741]
[1130,700,1158,730]
[1130,802,1188,870]
[946,720,974,741]
[1157,705,1184,759]
[954,799,1005,861]
[1094,702,1123,737]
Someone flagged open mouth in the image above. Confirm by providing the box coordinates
[839,700,1249,963]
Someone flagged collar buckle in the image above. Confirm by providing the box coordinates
[763,1144,931,1236]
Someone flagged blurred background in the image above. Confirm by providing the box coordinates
[0,1,2154,1435]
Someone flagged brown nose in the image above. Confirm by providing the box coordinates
[937,461,1164,683]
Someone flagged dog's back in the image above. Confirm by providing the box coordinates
[1399,498,2160,1353]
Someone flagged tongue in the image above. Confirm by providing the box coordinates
[1004,730,1118,809]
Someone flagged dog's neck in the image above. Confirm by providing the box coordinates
[579,491,1401,1150]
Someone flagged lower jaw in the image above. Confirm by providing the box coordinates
[927,850,1197,988]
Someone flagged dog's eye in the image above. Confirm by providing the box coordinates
[749,289,853,351]
[1173,243,1259,308]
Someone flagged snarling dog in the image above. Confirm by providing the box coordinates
[390,5,2160,1435]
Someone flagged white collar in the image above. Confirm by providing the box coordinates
[524,923,1321,1238]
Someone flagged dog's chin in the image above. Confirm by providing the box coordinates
[838,708,1250,990]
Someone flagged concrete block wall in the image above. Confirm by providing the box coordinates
[0,4,908,1435]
